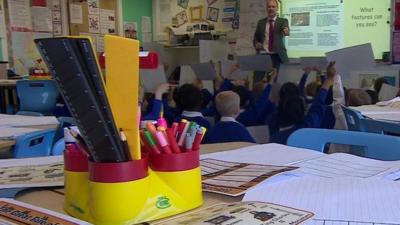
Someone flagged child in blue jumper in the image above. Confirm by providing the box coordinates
[204,91,255,143]
[175,84,211,129]
[269,62,336,144]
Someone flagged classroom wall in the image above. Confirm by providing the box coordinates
[122,0,152,43]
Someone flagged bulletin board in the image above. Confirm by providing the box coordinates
[4,0,66,75]
[67,0,118,52]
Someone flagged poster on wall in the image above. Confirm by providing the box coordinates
[8,0,32,31]
[89,14,100,33]
[207,7,219,22]
[32,7,53,32]
[100,9,116,34]
[123,21,138,39]
[141,16,152,33]
[70,4,83,24]
[88,0,100,15]
[178,0,189,9]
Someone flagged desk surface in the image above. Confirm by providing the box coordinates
[15,142,255,221]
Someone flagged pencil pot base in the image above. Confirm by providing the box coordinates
[88,158,149,225]
[64,149,90,220]
[131,150,203,223]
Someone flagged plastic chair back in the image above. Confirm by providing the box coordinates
[13,128,56,158]
[287,128,400,160]
[51,138,65,155]
[362,118,400,136]
[16,80,59,116]
[341,105,366,131]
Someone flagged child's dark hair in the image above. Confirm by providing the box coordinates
[176,84,203,111]
[279,82,300,100]
[366,90,379,104]
[278,96,306,127]
[232,85,251,108]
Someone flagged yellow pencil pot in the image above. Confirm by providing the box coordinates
[88,157,149,225]
[63,148,90,220]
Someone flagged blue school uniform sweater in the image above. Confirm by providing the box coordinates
[204,120,255,144]
[176,111,211,130]
[237,84,275,126]
[269,88,328,144]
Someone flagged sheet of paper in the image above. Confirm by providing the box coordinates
[0,156,64,189]
[200,143,324,166]
[179,65,197,85]
[325,43,375,78]
[140,64,167,93]
[99,9,116,34]
[157,202,314,225]
[31,6,52,32]
[141,16,151,33]
[376,97,400,107]
[237,55,273,71]
[190,62,217,80]
[244,177,400,224]
[289,153,400,179]
[69,4,82,24]
[220,60,250,80]
[0,114,59,127]
[379,83,400,101]
[0,127,41,139]
[199,40,229,63]
[201,158,298,196]
[0,198,91,225]
[8,0,32,29]
[349,105,400,122]
[300,57,328,69]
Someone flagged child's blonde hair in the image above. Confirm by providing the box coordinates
[215,91,240,117]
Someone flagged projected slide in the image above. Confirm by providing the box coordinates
[281,0,391,59]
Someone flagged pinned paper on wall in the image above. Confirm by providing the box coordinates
[100,9,116,34]
[70,4,83,24]
[124,21,138,39]
[141,16,152,33]
[8,0,32,30]
[88,0,100,15]
[32,7,53,32]
[88,14,100,33]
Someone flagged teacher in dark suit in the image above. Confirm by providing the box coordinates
[253,0,289,79]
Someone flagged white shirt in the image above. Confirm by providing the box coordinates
[263,15,277,54]
[182,111,204,118]
[220,116,239,123]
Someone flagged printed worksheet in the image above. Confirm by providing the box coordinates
[157,201,314,225]
[201,158,297,196]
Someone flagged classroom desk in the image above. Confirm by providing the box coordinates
[14,142,256,222]
[350,105,400,122]
[0,79,18,113]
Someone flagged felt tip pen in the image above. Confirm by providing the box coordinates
[166,128,181,154]
[144,131,161,154]
[157,117,167,130]
[146,121,160,145]
[177,119,188,140]
[156,131,173,154]
[171,122,179,137]
[184,133,195,151]
[178,121,191,146]
[192,130,203,151]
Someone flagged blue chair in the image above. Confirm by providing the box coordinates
[16,80,59,116]
[51,138,65,155]
[287,128,400,160]
[12,128,56,158]
[362,118,400,136]
[341,105,366,131]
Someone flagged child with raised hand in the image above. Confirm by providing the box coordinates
[269,62,336,144]
[237,69,277,126]
[204,91,255,144]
